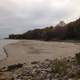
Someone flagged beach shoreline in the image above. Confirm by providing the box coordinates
[0,39,19,67]
[0,40,80,80]
[1,40,80,67]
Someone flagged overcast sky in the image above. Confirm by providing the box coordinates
[0,0,80,38]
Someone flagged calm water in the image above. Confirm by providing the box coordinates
[0,39,18,60]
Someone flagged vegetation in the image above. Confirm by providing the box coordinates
[8,18,80,41]
[1,53,80,80]
[75,52,80,64]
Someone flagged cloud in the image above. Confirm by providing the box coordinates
[0,0,80,38]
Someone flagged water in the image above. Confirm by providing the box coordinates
[0,39,18,60]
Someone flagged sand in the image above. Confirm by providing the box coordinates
[0,39,19,68]
[2,40,80,66]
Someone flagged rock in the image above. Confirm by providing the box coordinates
[1,56,80,80]
[0,72,14,80]
[75,52,80,64]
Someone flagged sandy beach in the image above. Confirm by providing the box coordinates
[2,40,80,66]
[0,40,80,80]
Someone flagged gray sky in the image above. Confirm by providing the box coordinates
[0,0,80,38]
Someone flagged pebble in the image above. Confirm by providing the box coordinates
[1,57,80,80]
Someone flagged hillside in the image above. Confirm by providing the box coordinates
[8,18,80,41]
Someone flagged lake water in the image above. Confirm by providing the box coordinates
[0,39,18,60]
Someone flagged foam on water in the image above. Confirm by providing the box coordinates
[0,39,19,60]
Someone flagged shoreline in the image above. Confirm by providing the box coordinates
[3,47,8,58]
[0,39,19,67]
[2,40,80,66]
[0,55,80,80]
[0,40,80,80]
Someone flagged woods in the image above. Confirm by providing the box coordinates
[9,18,80,41]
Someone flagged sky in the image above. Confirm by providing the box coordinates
[0,0,80,38]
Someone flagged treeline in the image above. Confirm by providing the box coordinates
[9,18,80,41]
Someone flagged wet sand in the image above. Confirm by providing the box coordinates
[0,39,19,68]
[3,40,80,66]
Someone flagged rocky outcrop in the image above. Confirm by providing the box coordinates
[0,56,80,80]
